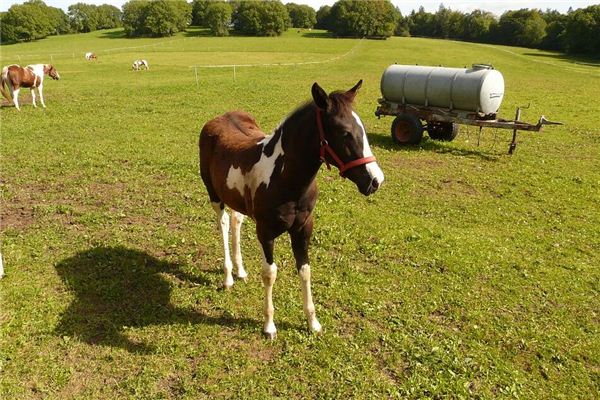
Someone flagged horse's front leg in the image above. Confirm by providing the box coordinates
[257,224,277,339]
[38,85,46,108]
[290,216,322,334]
[30,88,37,107]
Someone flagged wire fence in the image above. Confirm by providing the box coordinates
[0,36,364,89]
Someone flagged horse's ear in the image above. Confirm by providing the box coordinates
[312,82,330,110]
[347,79,363,99]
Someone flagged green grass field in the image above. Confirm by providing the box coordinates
[1,28,599,399]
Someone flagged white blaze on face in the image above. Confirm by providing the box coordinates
[352,111,384,185]
[225,131,285,201]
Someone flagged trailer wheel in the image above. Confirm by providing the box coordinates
[428,122,459,141]
[391,114,423,145]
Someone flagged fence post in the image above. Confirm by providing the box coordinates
[194,66,199,89]
[233,65,236,82]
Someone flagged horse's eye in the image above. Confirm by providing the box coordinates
[343,131,351,138]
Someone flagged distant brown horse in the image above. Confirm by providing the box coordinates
[199,80,384,338]
[1,64,60,110]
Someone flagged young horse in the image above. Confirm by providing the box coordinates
[1,64,60,111]
[132,60,149,71]
[199,80,384,338]
[85,52,97,61]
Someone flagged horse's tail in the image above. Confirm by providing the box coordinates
[0,66,12,102]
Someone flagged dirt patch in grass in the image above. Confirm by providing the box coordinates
[1,205,36,231]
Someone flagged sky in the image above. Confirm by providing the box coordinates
[1,0,597,16]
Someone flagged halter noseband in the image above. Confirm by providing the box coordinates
[316,108,376,177]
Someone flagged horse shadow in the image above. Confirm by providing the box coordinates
[54,246,269,353]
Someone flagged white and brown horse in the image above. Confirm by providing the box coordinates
[199,80,384,338]
[1,64,60,111]
[132,59,149,71]
[85,52,97,61]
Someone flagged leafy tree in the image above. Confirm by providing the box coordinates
[122,0,190,37]
[47,6,71,34]
[494,9,547,47]
[433,5,465,39]
[169,0,193,31]
[233,1,290,36]
[68,3,100,33]
[96,4,122,29]
[205,2,232,36]
[315,5,332,30]
[286,3,316,29]
[408,6,435,37]
[0,0,58,42]
[563,5,600,54]
[122,0,149,37]
[462,10,495,42]
[144,0,177,36]
[392,7,410,37]
[328,0,399,38]
[192,0,210,26]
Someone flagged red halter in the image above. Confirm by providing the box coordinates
[316,108,376,177]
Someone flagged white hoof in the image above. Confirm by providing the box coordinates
[309,319,322,334]
[263,329,277,340]
[237,268,248,282]
[222,275,234,290]
[263,322,277,340]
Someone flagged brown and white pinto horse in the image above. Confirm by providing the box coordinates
[132,59,149,71]
[199,80,384,339]
[1,64,60,111]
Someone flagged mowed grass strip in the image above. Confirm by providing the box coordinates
[1,28,598,399]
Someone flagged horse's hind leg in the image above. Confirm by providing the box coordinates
[231,211,247,281]
[12,88,20,111]
[38,85,46,108]
[211,202,234,289]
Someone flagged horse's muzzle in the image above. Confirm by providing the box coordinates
[360,177,381,196]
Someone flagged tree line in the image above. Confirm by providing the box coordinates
[1,0,598,55]
[391,4,600,54]
[1,0,121,42]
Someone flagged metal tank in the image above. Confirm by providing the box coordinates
[380,64,505,115]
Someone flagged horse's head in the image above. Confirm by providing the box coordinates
[45,64,60,80]
[312,80,384,196]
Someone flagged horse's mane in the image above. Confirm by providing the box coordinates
[278,90,355,135]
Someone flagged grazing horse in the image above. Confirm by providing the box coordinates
[199,80,384,338]
[85,52,97,61]
[132,59,149,71]
[1,64,60,111]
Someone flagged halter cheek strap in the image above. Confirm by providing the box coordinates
[316,108,376,177]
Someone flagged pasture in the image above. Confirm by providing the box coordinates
[1,28,599,398]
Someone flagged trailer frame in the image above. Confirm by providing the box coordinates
[375,99,562,154]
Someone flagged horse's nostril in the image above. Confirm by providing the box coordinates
[371,178,380,190]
